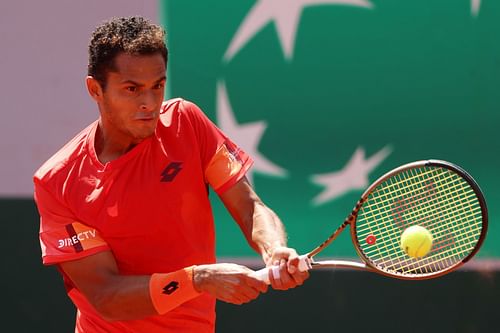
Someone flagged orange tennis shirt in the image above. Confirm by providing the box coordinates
[34,98,253,333]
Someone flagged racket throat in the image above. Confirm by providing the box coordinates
[308,219,352,258]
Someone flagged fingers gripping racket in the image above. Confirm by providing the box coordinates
[256,160,488,282]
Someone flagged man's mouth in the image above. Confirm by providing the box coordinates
[134,112,158,121]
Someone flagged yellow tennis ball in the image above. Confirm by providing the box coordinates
[401,225,433,258]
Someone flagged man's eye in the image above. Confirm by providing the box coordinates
[126,86,137,92]
[153,83,164,89]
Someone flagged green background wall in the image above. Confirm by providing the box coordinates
[162,0,499,260]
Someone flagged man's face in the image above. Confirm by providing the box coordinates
[97,53,166,144]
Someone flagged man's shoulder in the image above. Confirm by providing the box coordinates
[161,97,201,115]
[34,122,96,184]
[159,98,203,128]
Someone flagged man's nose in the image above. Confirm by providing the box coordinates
[140,90,156,111]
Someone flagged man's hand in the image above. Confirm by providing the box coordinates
[266,246,310,290]
[193,263,268,305]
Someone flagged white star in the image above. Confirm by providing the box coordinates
[223,0,373,62]
[311,145,392,205]
[471,0,481,17]
[216,80,288,184]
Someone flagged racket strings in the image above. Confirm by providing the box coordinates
[383,237,480,273]
[382,172,480,269]
[358,179,480,252]
[361,168,480,238]
[361,169,470,215]
[370,172,482,272]
[357,194,482,252]
[354,166,483,277]
[360,214,482,262]
[357,191,481,238]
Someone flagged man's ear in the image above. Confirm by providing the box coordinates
[86,76,104,102]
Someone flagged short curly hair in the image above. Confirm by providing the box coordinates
[88,16,168,89]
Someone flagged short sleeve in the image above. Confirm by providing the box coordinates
[34,179,110,265]
[181,100,254,194]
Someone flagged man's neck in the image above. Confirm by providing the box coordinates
[94,120,138,164]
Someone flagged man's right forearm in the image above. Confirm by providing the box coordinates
[87,274,155,321]
[60,252,200,321]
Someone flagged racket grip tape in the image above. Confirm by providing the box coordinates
[254,254,311,285]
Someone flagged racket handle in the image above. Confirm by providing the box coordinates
[254,255,311,285]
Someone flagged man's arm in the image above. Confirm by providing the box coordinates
[218,177,309,289]
[60,251,268,321]
[60,251,153,320]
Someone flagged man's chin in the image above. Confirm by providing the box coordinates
[134,120,157,138]
[131,128,156,144]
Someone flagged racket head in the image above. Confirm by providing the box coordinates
[350,160,488,280]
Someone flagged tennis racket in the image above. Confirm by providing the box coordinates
[255,160,488,282]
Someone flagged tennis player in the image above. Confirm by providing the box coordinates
[33,16,308,332]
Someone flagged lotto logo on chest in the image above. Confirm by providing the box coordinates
[160,162,183,182]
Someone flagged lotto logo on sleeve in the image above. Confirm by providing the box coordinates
[58,222,107,252]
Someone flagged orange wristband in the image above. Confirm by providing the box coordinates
[149,266,201,314]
